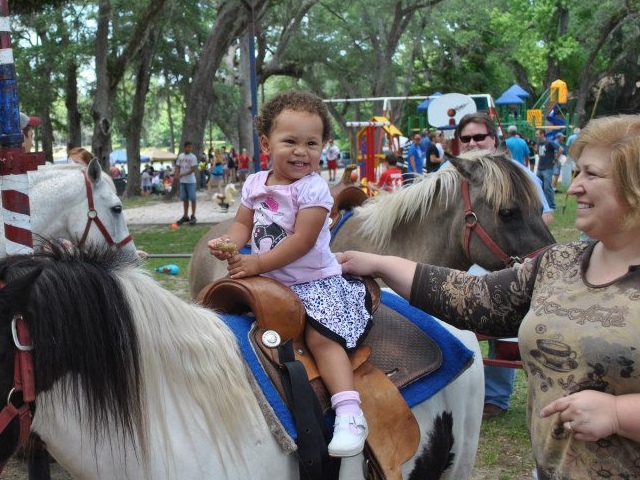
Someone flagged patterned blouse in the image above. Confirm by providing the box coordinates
[410,241,640,479]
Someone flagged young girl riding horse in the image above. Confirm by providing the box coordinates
[208,90,371,458]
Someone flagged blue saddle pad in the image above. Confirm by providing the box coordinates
[223,290,474,440]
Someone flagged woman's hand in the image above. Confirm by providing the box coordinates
[540,390,619,441]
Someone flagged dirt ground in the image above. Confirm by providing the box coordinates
[2,456,72,479]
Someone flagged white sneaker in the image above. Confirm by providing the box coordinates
[327,413,368,457]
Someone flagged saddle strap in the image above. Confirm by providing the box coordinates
[355,362,421,480]
[278,341,340,480]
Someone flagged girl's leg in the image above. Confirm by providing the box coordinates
[306,327,354,393]
[305,326,368,457]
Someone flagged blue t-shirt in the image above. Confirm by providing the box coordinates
[505,137,530,166]
[406,144,423,174]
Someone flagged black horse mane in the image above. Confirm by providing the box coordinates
[0,243,142,446]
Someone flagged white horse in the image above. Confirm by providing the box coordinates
[0,245,482,479]
[0,160,137,258]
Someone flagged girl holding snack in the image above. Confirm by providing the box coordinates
[208,90,371,457]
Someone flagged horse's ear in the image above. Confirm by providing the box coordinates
[87,158,102,183]
[0,267,42,321]
[446,153,481,182]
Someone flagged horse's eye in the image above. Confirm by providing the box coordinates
[498,208,519,221]
[111,206,123,214]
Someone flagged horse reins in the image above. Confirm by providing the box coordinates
[79,170,133,249]
[0,313,36,475]
[461,179,549,267]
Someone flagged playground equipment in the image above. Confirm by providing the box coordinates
[345,117,403,184]
[528,79,576,139]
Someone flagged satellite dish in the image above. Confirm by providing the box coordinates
[427,93,477,128]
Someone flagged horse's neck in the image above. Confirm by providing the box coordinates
[332,208,471,270]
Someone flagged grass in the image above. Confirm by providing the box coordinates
[123,188,581,479]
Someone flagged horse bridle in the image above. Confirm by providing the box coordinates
[0,170,133,473]
[78,170,133,249]
[0,314,35,474]
[461,178,550,267]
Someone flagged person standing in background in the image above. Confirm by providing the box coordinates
[141,164,152,196]
[237,148,251,188]
[20,112,40,152]
[227,147,238,183]
[453,113,552,419]
[424,132,442,173]
[404,134,423,184]
[552,132,566,191]
[374,153,404,192]
[505,125,531,169]
[419,128,431,168]
[536,129,558,211]
[325,138,340,183]
[175,141,198,225]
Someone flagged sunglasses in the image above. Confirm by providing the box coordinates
[459,133,492,143]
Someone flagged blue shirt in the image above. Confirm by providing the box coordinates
[505,137,530,166]
[406,144,423,174]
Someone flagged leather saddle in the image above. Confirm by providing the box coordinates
[198,276,443,480]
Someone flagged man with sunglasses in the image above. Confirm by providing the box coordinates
[451,112,553,420]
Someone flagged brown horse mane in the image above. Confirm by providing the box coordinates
[353,149,540,249]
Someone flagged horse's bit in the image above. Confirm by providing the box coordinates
[460,179,548,267]
[79,170,133,249]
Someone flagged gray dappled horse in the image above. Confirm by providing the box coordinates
[188,151,555,296]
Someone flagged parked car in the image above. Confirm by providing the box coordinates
[338,150,351,167]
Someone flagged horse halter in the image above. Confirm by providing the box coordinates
[460,179,547,267]
[0,314,36,473]
[79,170,133,249]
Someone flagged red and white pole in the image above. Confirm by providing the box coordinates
[0,0,42,255]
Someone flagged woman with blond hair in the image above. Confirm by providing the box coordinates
[339,114,640,479]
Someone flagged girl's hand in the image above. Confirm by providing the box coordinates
[207,236,238,260]
[227,254,262,278]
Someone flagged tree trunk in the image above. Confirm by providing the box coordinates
[239,30,255,168]
[180,0,271,158]
[65,61,82,150]
[91,0,113,171]
[125,27,161,198]
[35,26,55,161]
[165,72,176,153]
[91,0,170,171]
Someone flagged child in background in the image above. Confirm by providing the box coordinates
[208,90,371,457]
[374,153,404,192]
